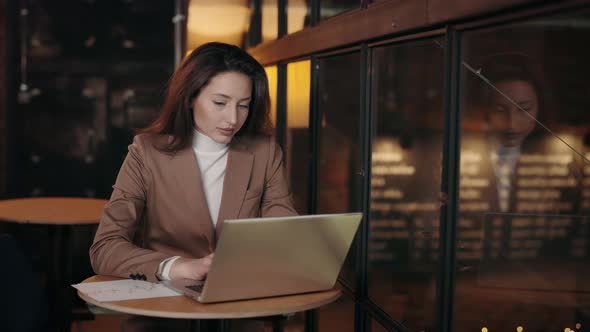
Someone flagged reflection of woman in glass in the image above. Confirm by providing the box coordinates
[481,53,542,212]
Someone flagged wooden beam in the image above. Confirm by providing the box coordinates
[248,0,557,65]
[249,0,428,65]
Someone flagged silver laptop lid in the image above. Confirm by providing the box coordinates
[199,212,362,303]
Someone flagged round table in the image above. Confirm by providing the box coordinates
[0,197,107,224]
[78,275,342,331]
[0,197,108,332]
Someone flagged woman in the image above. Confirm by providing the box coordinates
[90,42,297,286]
[481,53,543,213]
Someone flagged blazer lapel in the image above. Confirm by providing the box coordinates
[173,146,215,247]
[215,138,253,243]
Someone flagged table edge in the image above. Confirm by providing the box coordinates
[0,197,107,225]
[77,288,341,319]
[0,217,101,225]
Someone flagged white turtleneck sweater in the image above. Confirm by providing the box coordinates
[192,129,229,224]
[156,130,229,280]
[489,141,521,213]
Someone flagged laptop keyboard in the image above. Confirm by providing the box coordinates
[185,284,204,293]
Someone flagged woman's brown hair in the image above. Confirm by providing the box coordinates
[141,42,271,152]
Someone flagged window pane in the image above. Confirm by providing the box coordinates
[320,0,359,20]
[370,317,389,332]
[286,60,311,214]
[262,0,278,42]
[457,9,590,332]
[318,294,355,332]
[272,286,355,332]
[368,39,445,331]
[317,51,361,287]
[264,65,278,133]
[287,0,311,35]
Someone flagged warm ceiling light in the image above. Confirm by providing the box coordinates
[186,0,251,49]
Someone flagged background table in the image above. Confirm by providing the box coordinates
[0,197,107,332]
[0,197,106,225]
[78,275,342,332]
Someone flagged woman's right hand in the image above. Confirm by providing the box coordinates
[169,253,214,280]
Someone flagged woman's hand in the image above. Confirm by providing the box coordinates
[169,253,214,280]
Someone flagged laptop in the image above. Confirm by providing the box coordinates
[162,212,362,303]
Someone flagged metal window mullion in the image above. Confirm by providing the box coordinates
[303,56,320,332]
[309,56,320,215]
[5,0,17,196]
[310,0,320,25]
[355,43,370,332]
[173,0,187,69]
[278,0,287,37]
[436,26,462,332]
[276,63,287,151]
[249,0,262,47]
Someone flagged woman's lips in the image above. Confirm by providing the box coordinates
[217,128,234,136]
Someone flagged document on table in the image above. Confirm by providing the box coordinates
[72,279,182,302]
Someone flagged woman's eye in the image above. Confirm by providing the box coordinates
[238,104,249,110]
[213,101,226,106]
[493,105,508,115]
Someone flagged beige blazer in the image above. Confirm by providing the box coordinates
[90,133,297,282]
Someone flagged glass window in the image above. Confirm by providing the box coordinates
[274,305,360,332]
[287,0,311,35]
[318,294,355,332]
[456,10,590,332]
[370,317,389,332]
[262,0,278,43]
[317,51,361,287]
[320,0,359,20]
[264,65,278,132]
[286,60,311,214]
[368,39,445,331]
